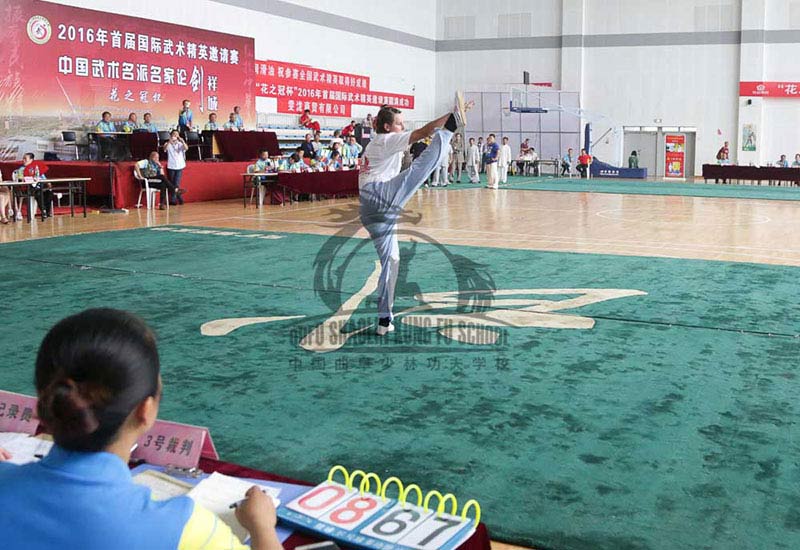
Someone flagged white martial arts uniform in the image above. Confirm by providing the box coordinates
[499,143,512,184]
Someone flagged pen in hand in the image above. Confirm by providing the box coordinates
[229,488,269,509]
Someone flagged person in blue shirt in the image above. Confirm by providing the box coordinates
[122,112,139,133]
[0,308,283,550]
[793,154,800,168]
[776,154,789,168]
[141,113,158,133]
[343,135,362,167]
[484,134,500,189]
[177,99,193,133]
[204,113,220,131]
[223,113,240,131]
[561,148,574,176]
[95,111,117,160]
[233,106,244,130]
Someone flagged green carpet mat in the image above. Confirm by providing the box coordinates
[1,225,799,550]
[437,173,800,201]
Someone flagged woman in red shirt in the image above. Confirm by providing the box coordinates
[577,149,592,179]
[299,109,321,132]
[19,153,53,218]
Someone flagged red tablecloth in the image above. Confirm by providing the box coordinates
[198,457,492,550]
[204,131,281,161]
[277,170,360,196]
[0,160,113,198]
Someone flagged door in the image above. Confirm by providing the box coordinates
[624,132,658,176]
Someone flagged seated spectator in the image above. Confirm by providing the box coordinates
[330,142,342,158]
[561,148,574,176]
[628,150,639,169]
[204,113,220,131]
[141,113,158,133]
[343,135,362,166]
[341,120,356,137]
[716,141,730,164]
[312,131,323,155]
[299,109,321,132]
[134,151,179,210]
[0,177,10,224]
[19,152,52,218]
[287,152,307,172]
[325,150,343,171]
[0,308,282,550]
[577,148,592,178]
[516,147,539,176]
[776,154,789,168]
[519,138,531,156]
[300,134,316,159]
[330,129,344,149]
[793,154,800,168]
[95,111,117,160]
[223,113,240,131]
[233,106,244,130]
[122,113,139,133]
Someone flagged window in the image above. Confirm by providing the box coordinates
[498,13,532,38]
[443,16,476,39]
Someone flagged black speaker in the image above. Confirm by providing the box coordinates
[523,71,530,85]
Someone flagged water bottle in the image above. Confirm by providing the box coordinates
[34,165,40,181]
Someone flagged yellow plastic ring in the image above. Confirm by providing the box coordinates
[423,490,444,513]
[359,473,383,497]
[461,499,481,525]
[402,484,423,507]
[327,465,350,488]
[381,477,404,502]
[439,493,458,516]
[348,469,369,492]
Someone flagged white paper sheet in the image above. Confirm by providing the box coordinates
[187,472,281,542]
[132,470,194,500]
[0,432,53,465]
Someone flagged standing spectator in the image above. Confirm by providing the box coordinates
[498,136,512,184]
[204,113,220,131]
[177,100,193,133]
[361,113,373,147]
[299,109,321,132]
[343,135,363,166]
[466,137,480,183]
[477,136,486,174]
[95,111,117,160]
[561,148,574,176]
[776,154,789,168]
[341,120,356,138]
[223,113,240,131]
[431,144,450,187]
[628,150,639,169]
[134,151,179,210]
[162,130,187,205]
[141,113,158,133]
[577,148,592,178]
[122,113,139,133]
[451,133,465,183]
[233,106,244,130]
[484,134,500,189]
[300,133,316,159]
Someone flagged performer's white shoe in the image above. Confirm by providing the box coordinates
[376,322,395,336]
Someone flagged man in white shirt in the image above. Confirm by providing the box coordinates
[466,137,480,183]
[359,92,472,335]
[498,136,512,184]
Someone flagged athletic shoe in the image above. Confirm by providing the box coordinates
[376,322,395,336]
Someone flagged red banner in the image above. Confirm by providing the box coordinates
[255,60,415,118]
[0,0,255,131]
[664,134,686,179]
[739,81,800,98]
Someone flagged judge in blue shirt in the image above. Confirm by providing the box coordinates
[233,105,244,130]
[95,111,117,160]
[177,99,193,133]
[141,112,159,133]
[0,308,283,550]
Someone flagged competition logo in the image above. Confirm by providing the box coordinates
[27,15,52,45]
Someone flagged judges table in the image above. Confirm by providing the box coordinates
[702,164,800,185]
[87,132,158,160]
[277,170,360,202]
[0,178,89,222]
[203,131,280,161]
[197,457,492,550]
